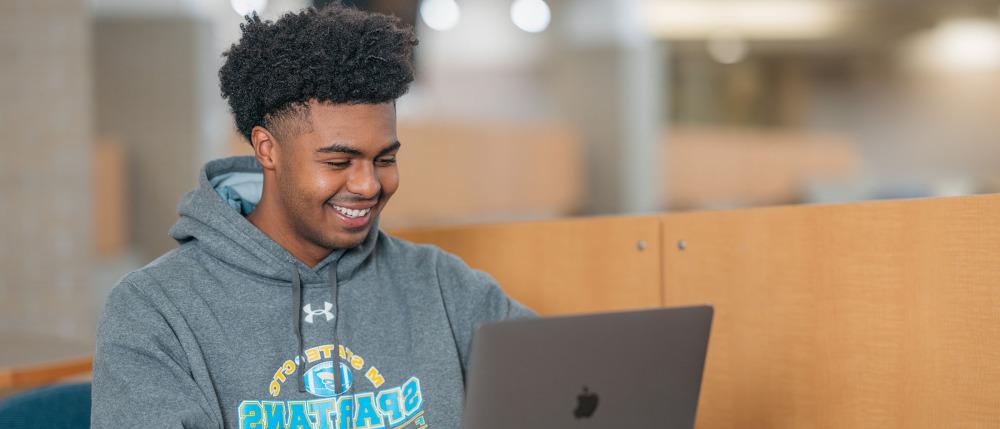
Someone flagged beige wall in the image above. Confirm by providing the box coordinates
[93,17,209,260]
[0,0,93,339]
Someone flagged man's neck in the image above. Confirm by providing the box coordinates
[246,198,330,268]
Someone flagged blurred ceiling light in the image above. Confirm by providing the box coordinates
[420,0,461,31]
[902,18,1000,73]
[230,0,267,16]
[707,30,748,64]
[511,0,551,33]
[642,0,845,40]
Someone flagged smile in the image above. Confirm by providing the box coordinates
[330,205,372,219]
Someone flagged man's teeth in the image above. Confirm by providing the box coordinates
[333,205,371,218]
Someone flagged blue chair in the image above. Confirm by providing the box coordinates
[0,382,91,429]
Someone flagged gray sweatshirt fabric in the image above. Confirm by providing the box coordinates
[92,156,533,429]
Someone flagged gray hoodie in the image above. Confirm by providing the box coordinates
[92,156,533,429]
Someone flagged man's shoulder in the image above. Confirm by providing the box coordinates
[378,229,456,265]
[378,230,483,280]
[112,244,204,297]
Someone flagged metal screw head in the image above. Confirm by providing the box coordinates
[636,240,647,251]
[677,240,687,251]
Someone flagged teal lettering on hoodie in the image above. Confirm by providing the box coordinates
[402,378,423,416]
[239,401,262,428]
[286,401,311,429]
[336,397,353,429]
[377,388,404,425]
[352,392,380,428]
[91,156,534,429]
[308,400,335,429]
[264,402,286,429]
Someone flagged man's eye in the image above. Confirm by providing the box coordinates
[326,161,350,168]
[376,157,397,166]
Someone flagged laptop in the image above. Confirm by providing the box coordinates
[460,305,713,429]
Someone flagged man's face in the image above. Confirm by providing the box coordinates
[274,101,400,250]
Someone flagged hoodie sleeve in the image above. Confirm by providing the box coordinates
[91,279,221,429]
[435,252,536,373]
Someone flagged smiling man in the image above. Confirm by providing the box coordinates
[92,4,531,429]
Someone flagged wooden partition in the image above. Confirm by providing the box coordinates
[661,194,1000,428]
[394,216,662,315]
[394,193,1000,428]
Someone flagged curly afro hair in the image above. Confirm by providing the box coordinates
[219,3,418,142]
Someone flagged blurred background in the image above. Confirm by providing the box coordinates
[3,0,1000,351]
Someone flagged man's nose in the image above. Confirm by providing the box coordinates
[346,162,380,199]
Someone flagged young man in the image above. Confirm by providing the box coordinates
[92,5,532,428]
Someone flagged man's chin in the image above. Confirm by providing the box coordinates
[325,227,371,250]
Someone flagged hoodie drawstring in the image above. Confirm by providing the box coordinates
[329,262,343,397]
[293,262,343,396]
[292,268,306,392]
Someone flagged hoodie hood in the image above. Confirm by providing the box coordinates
[169,156,379,286]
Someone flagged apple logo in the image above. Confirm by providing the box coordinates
[573,386,599,419]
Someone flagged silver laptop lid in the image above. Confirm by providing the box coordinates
[461,305,713,429]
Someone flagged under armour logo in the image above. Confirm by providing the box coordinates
[303,302,334,324]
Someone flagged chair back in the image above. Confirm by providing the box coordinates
[0,382,91,429]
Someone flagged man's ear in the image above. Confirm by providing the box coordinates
[251,126,279,171]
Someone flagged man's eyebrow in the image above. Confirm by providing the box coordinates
[316,143,363,156]
[377,141,402,157]
[316,141,401,157]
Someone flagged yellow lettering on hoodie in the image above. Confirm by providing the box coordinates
[366,367,385,388]
[351,355,364,370]
[305,347,320,363]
